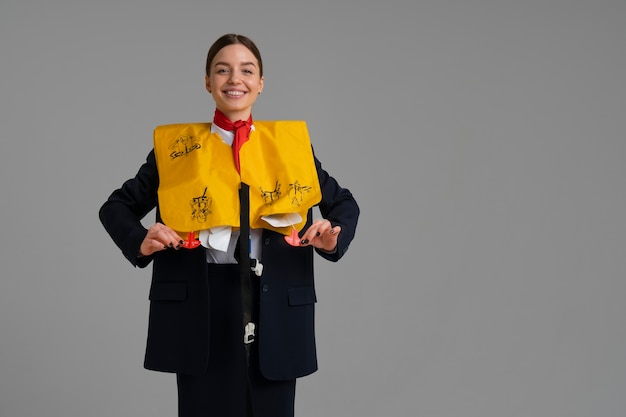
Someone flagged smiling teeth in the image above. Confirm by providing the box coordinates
[225,91,244,96]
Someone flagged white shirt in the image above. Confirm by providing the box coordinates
[204,123,263,264]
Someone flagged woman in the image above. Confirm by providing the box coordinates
[99,33,359,417]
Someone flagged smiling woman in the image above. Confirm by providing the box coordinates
[205,35,264,122]
[98,33,360,417]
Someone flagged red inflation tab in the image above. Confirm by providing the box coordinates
[284,227,301,247]
[182,231,201,249]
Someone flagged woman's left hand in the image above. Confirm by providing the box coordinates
[299,219,341,252]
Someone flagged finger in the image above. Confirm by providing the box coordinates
[315,220,334,237]
[148,224,184,249]
[301,220,335,245]
[139,237,167,257]
[299,220,325,244]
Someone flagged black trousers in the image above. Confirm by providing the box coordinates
[176,264,296,417]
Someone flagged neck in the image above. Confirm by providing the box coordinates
[215,108,251,123]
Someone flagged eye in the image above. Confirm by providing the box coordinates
[216,68,229,74]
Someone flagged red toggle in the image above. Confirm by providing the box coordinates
[182,231,201,249]
[284,227,301,247]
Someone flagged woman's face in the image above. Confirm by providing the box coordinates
[205,44,264,122]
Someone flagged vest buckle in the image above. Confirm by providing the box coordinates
[244,322,256,344]
[250,259,263,276]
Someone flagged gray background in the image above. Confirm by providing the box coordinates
[1,0,624,416]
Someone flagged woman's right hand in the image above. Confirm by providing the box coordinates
[139,222,184,256]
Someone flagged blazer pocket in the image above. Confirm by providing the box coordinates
[149,282,187,301]
[288,287,317,306]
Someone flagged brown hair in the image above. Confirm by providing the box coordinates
[205,34,263,77]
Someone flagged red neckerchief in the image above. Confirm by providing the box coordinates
[213,108,252,174]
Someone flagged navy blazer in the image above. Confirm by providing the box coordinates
[99,148,359,380]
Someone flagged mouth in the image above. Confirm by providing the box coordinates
[223,90,246,97]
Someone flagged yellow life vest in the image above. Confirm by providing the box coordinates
[153,121,321,236]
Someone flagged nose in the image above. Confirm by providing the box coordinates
[228,71,241,84]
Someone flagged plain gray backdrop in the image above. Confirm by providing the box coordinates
[1,0,625,416]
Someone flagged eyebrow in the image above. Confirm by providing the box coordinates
[213,61,257,68]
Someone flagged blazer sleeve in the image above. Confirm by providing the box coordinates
[313,154,360,262]
[99,150,159,268]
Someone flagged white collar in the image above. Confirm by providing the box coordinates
[211,122,255,147]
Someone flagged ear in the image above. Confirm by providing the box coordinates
[258,76,264,94]
[205,75,211,93]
